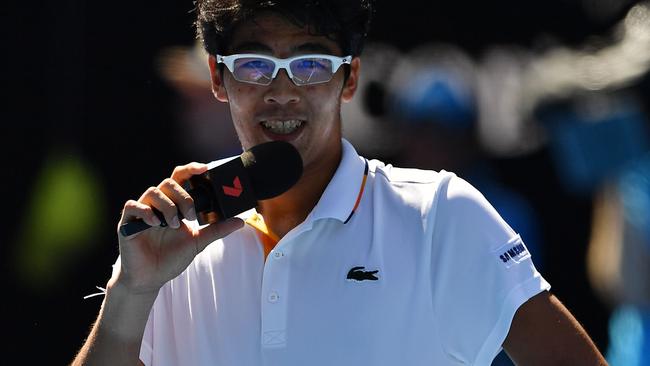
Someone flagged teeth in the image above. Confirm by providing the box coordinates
[261,120,304,135]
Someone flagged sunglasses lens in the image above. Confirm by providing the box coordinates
[233,57,275,85]
[290,57,333,85]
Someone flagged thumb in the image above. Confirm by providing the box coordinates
[195,217,245,252]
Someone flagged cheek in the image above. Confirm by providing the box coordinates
[306,85,342,110]
[227,85,257,113]
[320,91,343,120]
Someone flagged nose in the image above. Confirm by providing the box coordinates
[263,69,300,105]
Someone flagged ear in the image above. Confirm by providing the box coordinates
[208,55,229,102]
[341,57,361,103]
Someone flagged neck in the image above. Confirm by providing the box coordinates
[257,143,342,239]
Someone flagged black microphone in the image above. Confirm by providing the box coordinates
[119,141,303,236]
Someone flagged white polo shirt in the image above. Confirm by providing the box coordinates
[134,139,550,366]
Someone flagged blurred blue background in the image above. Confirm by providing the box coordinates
[3,0,650,364]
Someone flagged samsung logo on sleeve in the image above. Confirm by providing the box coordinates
[494,238,531,268]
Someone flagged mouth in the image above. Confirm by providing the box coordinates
[260,119,306,135]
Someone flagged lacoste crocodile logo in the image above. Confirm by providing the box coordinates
[347,266,379,281]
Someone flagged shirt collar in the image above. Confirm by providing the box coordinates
[308,138,368,223]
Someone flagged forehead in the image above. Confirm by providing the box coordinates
[228,12,341,56]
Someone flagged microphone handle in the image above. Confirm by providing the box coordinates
[119,207,185,237]
[117,155,255,237]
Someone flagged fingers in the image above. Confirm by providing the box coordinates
[157,178,197,222]
[121,162,207,232]
[171,162,208,184]
[121,199,162,227]
[195,218,245,253]
[138,186,182,228]
[161,162,207,223]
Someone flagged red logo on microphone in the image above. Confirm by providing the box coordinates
[222,176,243,197]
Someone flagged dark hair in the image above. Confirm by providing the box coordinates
[194,0,374,57]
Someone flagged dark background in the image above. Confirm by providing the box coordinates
[4,0,648,363]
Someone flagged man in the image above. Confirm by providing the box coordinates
[72,1,608,365]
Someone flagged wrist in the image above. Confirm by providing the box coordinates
[97,280,159,342]
[107,267,164,297]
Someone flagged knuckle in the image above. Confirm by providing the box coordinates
[180,196,194,210]
[166,202,177,213]
[183,195,194,205]
[159,178,176,189]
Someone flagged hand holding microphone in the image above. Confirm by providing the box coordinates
[113,141,302,293]
[119,140,303,236]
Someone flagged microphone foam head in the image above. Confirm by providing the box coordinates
[241,141,303,200]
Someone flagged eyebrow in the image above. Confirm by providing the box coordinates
[230,42,336,55]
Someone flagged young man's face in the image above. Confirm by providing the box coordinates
[208,12,360,174]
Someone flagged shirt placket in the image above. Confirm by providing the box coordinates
[260,240,290,349]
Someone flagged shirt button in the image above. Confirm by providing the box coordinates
[268,292,279,303]
[273,251,284,259]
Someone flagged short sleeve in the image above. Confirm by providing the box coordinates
[429,174,550,365]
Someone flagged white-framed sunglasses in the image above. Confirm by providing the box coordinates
[216,53,352,86]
